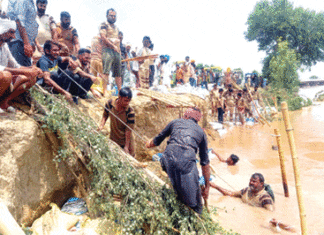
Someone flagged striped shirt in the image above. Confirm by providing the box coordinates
[105,98,135,147]
[240,187,274,208]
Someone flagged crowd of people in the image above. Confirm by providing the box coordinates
[210,82,264,125]
[0,0,285,231]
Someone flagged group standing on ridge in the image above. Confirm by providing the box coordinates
[0,1,284,231]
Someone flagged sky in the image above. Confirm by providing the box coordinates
[1,0,324,80]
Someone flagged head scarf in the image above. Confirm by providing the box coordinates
[164,55,170,62]
[183,107,202,123]
[0,19,16,35]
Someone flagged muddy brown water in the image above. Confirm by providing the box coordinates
[208,102,324,235]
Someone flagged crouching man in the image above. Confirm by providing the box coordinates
[146,107,211,214]
[0,19,43,112]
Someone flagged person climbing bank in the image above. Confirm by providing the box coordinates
[98,87,135,156]
[146,107,211,214]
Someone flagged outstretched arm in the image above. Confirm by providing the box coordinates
[151,120,174,147]
[211,149,226,162]
[98,102,111,130]
[213,184,241,197]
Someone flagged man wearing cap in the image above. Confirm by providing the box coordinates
[7,0,39,66]
[0,19,43,112]
[56,11,80,57]
[34,0,57,56]
[146,107,211,214]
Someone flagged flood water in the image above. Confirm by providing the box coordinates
[208,100,324,235]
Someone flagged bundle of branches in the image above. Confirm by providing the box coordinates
[137,88,193,108]
[29,87,238,235]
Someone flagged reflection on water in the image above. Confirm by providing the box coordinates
[209,102,324,235]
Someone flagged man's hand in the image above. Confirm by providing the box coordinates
[64,92,73,103]
[90,75,98,84]
[29,66,43,78]
[36,44,44,54]
[124,146,130,154]
[112,45,120,53]
[69,59,78,70]
[201,184,210,200]
[145,138,155,148]
[24,43,34,58]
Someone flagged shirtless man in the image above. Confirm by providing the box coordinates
[243,88,253,119]
[224,88,236,122]
[224,68,233,87]
[236,92,246,125]
[209,84,218,118]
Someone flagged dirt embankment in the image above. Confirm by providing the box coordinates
[0,114,80,226]
[0,92,211,228]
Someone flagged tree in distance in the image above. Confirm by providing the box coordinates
[245,0,324,68]
[268,39,300,91]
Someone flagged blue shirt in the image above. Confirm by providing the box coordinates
[7,0,38,45]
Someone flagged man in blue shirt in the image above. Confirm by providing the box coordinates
[7,0,39,66]
[37,40,76,102]
[37,40,97,103]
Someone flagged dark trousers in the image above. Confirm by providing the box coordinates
[160,145,203,214]
[8,40,32,67]
[51,71,93,98]
[189,77,196,87]
[201,81,208,90]
[217,107,224,123]
[149,65,155,87]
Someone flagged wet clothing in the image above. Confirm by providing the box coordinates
[102,47,121,77]
[240,187,274,209]
[153,118,209,214]
[217,107,224,123]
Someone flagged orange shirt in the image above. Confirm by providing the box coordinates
[176,68,184,80]
[56,23,78,55]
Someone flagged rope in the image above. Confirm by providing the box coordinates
[213,171,236,191]
[58,67,149,143]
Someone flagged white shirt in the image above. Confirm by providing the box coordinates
[36,14,56,45]
[0,43,20,71]
[162,62,171,87]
